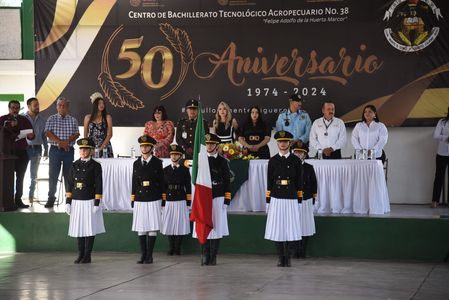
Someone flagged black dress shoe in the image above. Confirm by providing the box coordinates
[16,202,30,209]
[44,201,54,208]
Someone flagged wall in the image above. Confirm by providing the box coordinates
[0,60,439,205]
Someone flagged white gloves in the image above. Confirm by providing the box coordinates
[93,205,100,213]
[265,203,270,214]
[65,204,71,216]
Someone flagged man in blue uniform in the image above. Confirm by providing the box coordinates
[276,94,311,145]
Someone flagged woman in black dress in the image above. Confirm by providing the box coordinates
[238,106,271,159]
[212,101,238,144]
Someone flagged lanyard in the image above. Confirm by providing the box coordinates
[323,118,334,136]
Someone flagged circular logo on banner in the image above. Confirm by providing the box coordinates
[130,0,141,7]
[383,0,443,52]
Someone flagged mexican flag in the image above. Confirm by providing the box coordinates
[189,102,213,245]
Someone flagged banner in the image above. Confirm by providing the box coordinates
[34,0,449,127]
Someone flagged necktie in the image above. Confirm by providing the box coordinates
[143,161,147,167]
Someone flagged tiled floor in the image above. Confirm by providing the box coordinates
[0,253,448,300]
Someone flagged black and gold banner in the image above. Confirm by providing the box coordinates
[34,0,449,126]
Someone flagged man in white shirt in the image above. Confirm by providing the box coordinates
[309,101,346,159]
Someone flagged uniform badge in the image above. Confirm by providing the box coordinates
[76,182,84,189]
[82,140,88,145]
[142,136,147,142]
[170,145,177,150]
[182,131,187,139]
[142,181,150,187]
[280,131,285,138]
[205,134,211,141]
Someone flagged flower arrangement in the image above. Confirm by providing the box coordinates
[220,143,242,160]
[219,142,259,160]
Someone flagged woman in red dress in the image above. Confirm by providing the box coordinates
[144,106,174,158]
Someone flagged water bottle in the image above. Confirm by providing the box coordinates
[94,146,100,158]
[317,149,323,160]
[368,149,375,160]
[362,149,367,160]
[130,147,136,158]
[102,147,108,158]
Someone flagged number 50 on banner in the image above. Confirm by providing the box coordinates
[116,37,174,90]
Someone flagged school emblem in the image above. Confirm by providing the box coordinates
[383,0,443,52]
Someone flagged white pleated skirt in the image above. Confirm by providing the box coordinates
[300,199,316,236]
[265,197,302,242]
[193,196,229,239]
[68,199,105,237]
[160,200,191,235]
[132,200,162,232]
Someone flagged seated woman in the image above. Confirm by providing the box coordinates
[351,104,388,163]
[83,92,113,157]
[238,106,271,159]
[144,105,174,158]
[212,101,238,144]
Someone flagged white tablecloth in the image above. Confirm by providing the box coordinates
[97,158,390,215]
[307,160,390,215]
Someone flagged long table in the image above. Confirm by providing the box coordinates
[97,158,390,215]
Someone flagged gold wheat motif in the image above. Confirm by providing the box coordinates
[159,23,194,100]
[98,24,144,110]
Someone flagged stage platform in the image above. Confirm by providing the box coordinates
[1,205,449,262]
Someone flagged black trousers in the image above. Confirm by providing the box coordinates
[432,154,449,203]
[14,149,30,201]
[323,149,341,159]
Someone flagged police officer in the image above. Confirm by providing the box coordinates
[193,133,231,266]
[65,138,104,264]
[175,99,209,159]
[131,135,164,264]
[276,94,311,145]
[292,141,317,259]
[265,131,303,267]
[161,144,191,255]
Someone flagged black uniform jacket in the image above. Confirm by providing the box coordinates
[266,154,303,202]
[66,159,102,201]
[208,154,232,204]
[301,161,317,200]
[175,118,209,157]
[132,156,164,202]
[162,164,192,205]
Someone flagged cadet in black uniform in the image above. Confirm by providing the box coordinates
[292,141,317,259]
[192,133,232,266]
[161,144,192,255]
[66,138,104,264]
[131,135,164,264]
[265,131,303,267]
[175,99,209,159]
